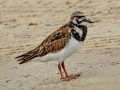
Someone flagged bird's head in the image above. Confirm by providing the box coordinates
[70,11,93,25]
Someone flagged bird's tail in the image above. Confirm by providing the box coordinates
[15,48,39,64]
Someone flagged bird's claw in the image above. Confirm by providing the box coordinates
[61,73,81,81]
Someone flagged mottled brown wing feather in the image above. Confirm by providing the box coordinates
[16,26,71,64]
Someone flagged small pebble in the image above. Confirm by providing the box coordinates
[5,80,11,83]
[45,24,51,26]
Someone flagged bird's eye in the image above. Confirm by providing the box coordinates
[76,16,85,19]
[76,16,81,18]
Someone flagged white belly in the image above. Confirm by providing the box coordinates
[32,37,83,63]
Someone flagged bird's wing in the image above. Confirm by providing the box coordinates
[16,25,71,64]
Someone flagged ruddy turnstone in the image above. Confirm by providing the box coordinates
[16,11,93,81]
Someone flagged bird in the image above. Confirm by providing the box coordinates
[15,11,93,81]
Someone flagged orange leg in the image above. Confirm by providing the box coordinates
[58,63,70,81]
[58,64,64,79]
[61,62,68,77]
[58,62,81,81]
[61,62,81,81]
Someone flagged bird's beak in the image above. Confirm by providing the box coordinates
[84,18,93,23]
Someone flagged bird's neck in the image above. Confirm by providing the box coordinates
[69,21,87,41]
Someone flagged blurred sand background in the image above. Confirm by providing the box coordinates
[0,0,120,90]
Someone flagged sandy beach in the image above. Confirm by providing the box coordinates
[0,0,120,90]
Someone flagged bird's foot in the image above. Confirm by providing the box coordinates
[61,77,71,81]
[68,73,81,78]
[61,73,81,81]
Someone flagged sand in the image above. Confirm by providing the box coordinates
[0,0,120,90]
